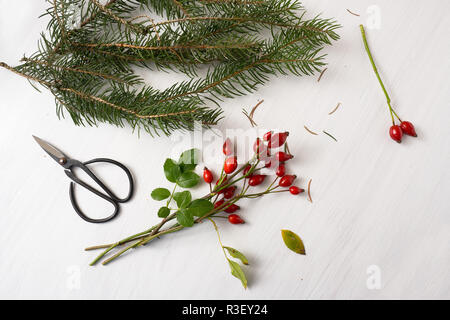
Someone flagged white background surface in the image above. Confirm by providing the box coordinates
[0,0,449,300]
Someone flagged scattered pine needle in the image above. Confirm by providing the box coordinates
[328,102,341,115]
[317,68,328,82]
[307,179,313,203]
[304,125,318,135]
[323,130,338,142]
[242,99,264,127]
[250,99,264,119]
[242,109,257,127]
[346,9,360,16]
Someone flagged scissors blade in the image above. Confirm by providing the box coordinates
[32,135,67,164]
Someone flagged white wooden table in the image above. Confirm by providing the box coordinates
[0,0,449,299]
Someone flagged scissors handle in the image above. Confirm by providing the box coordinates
[64,158,134,223]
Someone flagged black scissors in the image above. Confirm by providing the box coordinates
[33,136,134,223]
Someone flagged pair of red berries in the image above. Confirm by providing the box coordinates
[204,166,243,224]
[214,199,243,224]
[389,121,417,143]
[278,175,304,195]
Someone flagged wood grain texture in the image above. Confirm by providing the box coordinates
[0,0,449,299]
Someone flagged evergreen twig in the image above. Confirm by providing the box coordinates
[0,0,340,136]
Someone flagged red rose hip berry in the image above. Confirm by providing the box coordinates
[223,156,238,174]
[263,131,272,141]
[223,186,237,199]
[223,138,233,156]
[268,132,289,148]
[203,167,213,184]
[389,125,403,143]
[400,121,417,137]
[248,175,266,186]
[224,204,240,214]
[279,175,296,187]
[289,186,304,195]
[214,199,225,209]
[276,151,293,162]
[276,164,286,177]
[228,214,244,224]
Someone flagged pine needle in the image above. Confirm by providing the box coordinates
[317,68,328,82]
[346,9,360,16]
[307,179,313,203]
[328,102,341,115]
[304,125,318,135]
[323,130,338,142]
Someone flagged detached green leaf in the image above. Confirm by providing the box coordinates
[151,188,171,201]
[281,229,306,255]
[176,209,194,227]
[177,171,200,188]
[158,206,170,218]
[228,259,247,289]
[179,148,200,172]
[173,191,192,208]
[224,246,249,265]
[188,199,214,217]
[164,159,181,183]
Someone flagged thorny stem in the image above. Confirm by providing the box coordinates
[360,24,401,125]
[101,224,185,265]
[87,148,300,265]
[87,171,287,265]
[87,224,158,265]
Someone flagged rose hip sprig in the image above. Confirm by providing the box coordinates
[85,132,306,289]
[360,24,417,143]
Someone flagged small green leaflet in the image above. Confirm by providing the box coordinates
[177,171,200,188]
[224,246,249,265]
[158,206,170,218]
[281,230,306,255]
[151,188,171,201]
[173,191,192,208]
[179,148,200,172]
[163,159,181,183]
[188,199,214,217]
[228,259,247,289]
[176,209,194,227]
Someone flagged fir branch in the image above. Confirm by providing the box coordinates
[172,0,192,18]
[1,0,339,136]
[0,62,54,88]
[89,0,144,34]
[59,87,199,119]
[71,42,260,51]
[20,57,129,84]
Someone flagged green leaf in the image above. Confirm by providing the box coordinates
[178,148,200,172]
[177,171,200,188]
[188,199,214,217]
[281,230,306,255]
[163,159,181,183]
[176,209,194,227]
[151,188,171,201]
[173,191,192,208]
[158,206,170,218]
[224,246,249,265]
[228,259,247,289]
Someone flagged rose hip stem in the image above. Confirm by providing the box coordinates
[360,24,402,124]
